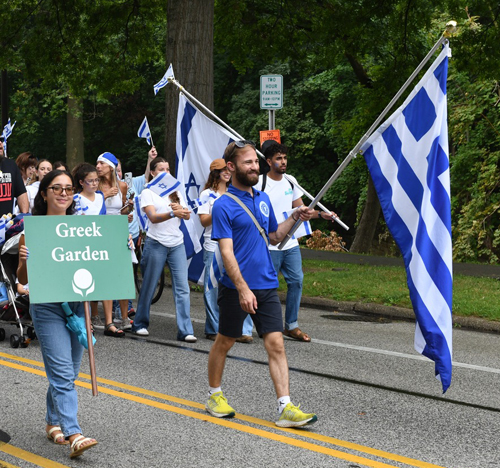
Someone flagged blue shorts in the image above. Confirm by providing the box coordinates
[218,285,283,338]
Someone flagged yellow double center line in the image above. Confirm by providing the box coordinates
[0,352,446,468]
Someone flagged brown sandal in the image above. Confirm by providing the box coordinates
[283,328,311,342]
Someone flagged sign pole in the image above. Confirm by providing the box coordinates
[84,301,98,396]
[268,109,275,130]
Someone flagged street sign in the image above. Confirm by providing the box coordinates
[24,215,135,304]
[260,75,283,109]
[259,129,281,147]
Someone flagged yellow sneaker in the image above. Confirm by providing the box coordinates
[276,403,317,427]
[205,392,236,418]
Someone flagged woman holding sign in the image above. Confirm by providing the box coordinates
[131,157,196,342]
[17,169,98,459]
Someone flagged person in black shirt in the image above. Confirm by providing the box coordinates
[0,138,29,215]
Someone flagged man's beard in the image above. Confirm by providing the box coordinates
[234,165,259,187]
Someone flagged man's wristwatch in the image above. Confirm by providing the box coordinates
[170,211,175,218]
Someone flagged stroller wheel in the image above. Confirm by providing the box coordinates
[20,336,29,348]
[27,328,36,340]
[10,334,20,349]
[0,328,5,341]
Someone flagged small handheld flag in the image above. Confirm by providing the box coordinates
[138,116,153,146]
[2,118,16,158]
[154,63,175,95]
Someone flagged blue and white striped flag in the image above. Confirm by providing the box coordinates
[137,116,152,145]
[134,195,149,231]
[153,63,174,95]
[205,245,224,292]
[191,191,218,212]
[361,44,453,392]
[2,118,16,158]
[282,209,312,239]
[175,92,237,284]
[146,172,181,197]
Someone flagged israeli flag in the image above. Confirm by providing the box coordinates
[282,209,312,239]
[191,191,218,212]
[2,118,16,158]
[134,195,149,232]
[2,118,16,140]
[361,44,453,392]
[137,116,152,145]
[146,172,181,198]
[205,245,224,292]
[175,92,238,283]
[154,63,174,95]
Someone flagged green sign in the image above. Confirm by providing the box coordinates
[24,215,135,304]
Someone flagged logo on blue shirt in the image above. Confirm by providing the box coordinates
[259,201,270,217]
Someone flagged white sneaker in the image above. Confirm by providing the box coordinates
[184,335,197,343]
[134,328,149,336]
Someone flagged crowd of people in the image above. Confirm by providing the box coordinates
[2,137,338,458]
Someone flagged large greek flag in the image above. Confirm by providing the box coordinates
[361,44,453,392]
[175,93,237,283]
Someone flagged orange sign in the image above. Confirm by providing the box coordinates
[259,129,281,147]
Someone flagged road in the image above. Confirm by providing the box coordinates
[1,286,499,468]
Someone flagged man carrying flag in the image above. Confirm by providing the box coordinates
[206,140,318,427]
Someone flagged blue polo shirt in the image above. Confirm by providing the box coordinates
[212,184,279,290]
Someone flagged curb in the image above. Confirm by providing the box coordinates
[276,292,500,334]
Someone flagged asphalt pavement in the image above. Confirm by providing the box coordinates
[1,278,499,468]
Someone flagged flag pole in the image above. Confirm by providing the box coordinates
[167,78,347,228]
[278,22,456,249]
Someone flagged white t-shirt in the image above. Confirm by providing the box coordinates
[255,174,303,251]
[140,189,186,248]
[197,188,219,252]
[105,188,123,215]
[74,192,106,215]
[26,182,40,213]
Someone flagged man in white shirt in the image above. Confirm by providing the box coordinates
[255,141,335,342]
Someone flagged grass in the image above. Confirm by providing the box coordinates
[275,259,500,321]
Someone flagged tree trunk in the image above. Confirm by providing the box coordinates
[164,0,214,173]
[66,96,84,170]
[1,70,8,129]
[350,176,381,253]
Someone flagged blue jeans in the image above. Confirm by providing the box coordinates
[203,249,253,337]
[132,238,193,339]
[30,302,84,437]
[270,246,303,331]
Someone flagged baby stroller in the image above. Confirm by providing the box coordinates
[0,216,34,348]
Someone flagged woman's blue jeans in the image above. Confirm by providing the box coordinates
[132,238,193,339]
[30,301,84,438]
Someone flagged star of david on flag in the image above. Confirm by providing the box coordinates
[361,43,453,392]
[175,92,238,284]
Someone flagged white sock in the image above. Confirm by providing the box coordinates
[277,396,291,414]
[209,386,222,396]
